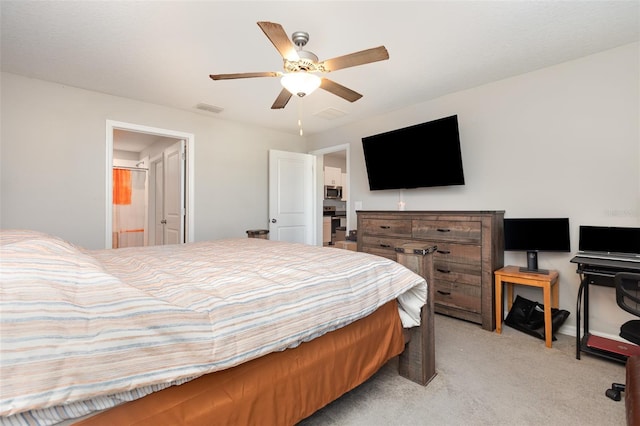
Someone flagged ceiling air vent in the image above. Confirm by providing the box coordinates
[314,107,347,120]
[195,103,224,114]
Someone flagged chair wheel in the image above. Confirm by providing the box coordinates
[606,388,622,401]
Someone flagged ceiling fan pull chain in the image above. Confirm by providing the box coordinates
[298,98,304,136]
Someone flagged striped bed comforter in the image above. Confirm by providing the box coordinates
[0,230,426,423]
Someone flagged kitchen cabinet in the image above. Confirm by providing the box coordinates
[357,210,504,331]
[324,166,342,186]
[323,217,332,246]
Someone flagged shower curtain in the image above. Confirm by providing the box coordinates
[113,167,147,248]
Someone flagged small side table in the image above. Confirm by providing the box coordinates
[494,265,560,348]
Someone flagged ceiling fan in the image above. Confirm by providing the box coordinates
[209,21,389,109]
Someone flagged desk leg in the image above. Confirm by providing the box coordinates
[495,275,502,334]
[575,278,587,360]
[543,282,552,348]
[551,278,559,309]
[506,283,514,311]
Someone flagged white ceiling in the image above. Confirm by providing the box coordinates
[113,129,180,153]
[1,1,638,136]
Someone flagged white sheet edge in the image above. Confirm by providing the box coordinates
[397,279,427,328]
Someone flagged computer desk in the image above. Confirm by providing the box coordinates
[571,255,640,362]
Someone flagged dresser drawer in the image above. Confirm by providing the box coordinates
[433,260,481,286]
[434,280,481,313]
[413,220,481,244]
[433,243,481,265]
[361,218,412,237]
[361,235,411,256]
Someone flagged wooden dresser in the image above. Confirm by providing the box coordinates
[357,210,504,330]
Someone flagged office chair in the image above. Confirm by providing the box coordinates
[606,272,640,401]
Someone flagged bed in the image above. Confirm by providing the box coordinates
[0,230,435,425]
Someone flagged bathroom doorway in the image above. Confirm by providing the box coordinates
[106,120,195,249]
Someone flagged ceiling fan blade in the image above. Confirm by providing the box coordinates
[257,21,299,62]
[271,88,293,109]
[320,78,363,103]
[320,46,389,72]
[209,72,281,80]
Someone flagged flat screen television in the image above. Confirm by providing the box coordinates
[361,115,464,190]
[504,218,571,274]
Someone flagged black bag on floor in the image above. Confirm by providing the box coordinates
[504,295,570,341]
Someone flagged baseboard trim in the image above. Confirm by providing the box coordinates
[558,324,627,343]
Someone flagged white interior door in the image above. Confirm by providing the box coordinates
[268,150,316,245]
[163,140,185,245]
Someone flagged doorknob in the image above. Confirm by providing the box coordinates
[161,219,167,224]
[271,218,277,223]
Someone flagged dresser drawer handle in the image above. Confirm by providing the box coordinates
[437,228,451,233]
[437,290,452,296]
[436,250,451,255]
[380,225,391,229]
[436,268,451,274]
[380,244,391,248]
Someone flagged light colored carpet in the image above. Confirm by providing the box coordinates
[299,314,627,426]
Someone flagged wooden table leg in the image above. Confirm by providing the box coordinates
[495,275,502,334]
[551,279,559,309]
[507,283,514,311]
[543,282,552,348]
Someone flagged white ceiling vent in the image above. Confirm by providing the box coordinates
[314,107,347,120]
[195,103,224,113]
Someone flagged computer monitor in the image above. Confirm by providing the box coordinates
[504,218,571,274]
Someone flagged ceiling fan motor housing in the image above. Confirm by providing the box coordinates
[286,51,320,72]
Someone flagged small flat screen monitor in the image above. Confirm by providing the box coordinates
[504,218,571,274]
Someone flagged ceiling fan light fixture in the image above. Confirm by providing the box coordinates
[281,72,321,97]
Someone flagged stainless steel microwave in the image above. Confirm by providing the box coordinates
[324,185,342,199]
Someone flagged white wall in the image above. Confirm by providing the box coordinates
[307,43,640,338]
[0,72,304,249]
[1,43,638,337]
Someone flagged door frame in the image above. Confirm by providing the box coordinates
[106,120,195,249]
[309,144,350,246]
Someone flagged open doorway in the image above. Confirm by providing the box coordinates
[309,144,349,247]
[106,120,195,249]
